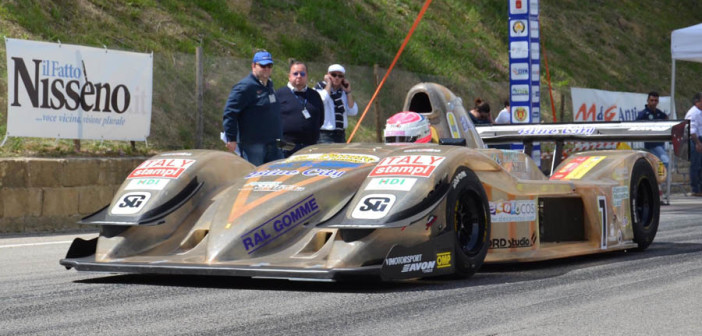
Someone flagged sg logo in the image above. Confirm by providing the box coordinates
[352,194,396,219]
[111,192,151,215]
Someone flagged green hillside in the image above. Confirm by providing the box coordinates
[1,0,701,155]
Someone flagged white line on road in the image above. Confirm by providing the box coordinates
[0,241,74,249]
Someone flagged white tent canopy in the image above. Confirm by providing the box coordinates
[671,23,702,118]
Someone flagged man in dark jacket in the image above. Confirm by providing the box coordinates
[275,61,324,157]
[635,91,669,169]
[222,50,282,165]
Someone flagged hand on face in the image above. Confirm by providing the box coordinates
[328,71,345,90]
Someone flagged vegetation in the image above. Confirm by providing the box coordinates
[0,0,701,156]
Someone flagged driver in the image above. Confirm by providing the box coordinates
[383,111,434,143]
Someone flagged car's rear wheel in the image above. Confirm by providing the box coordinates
[446,167,490,277]
[630,158,660,250]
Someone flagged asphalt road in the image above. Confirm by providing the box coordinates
[2,195,702,336]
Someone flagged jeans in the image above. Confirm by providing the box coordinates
[239,142,283,166]
[648,145,670,170]
[690,138,702,193]
[318,130,346,143]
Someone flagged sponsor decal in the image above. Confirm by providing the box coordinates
[270,161,358,169]
[365,178,416,191]
[384,254,436,273]
[511,84,530,102]
[510,63,529,80]
[459,115,471,133]
[160,152,193,156]
[517,125,596,136]
[447,112,461,138]
[111,192,151,215]
[657,161,666,177]
[245,168,345,179]
[125,178,169,190]
[612,186,629,206]
[403,148,442,153]
[286,153,379,164]
[489,233,537,249]
[550,156,605,180]
[128,159,196,179]
[510,41,529,59]
[369,155,445,178]
[241,181,305,192]
[352,194,396,219]
[436,252,452,269]
[511,19,527,36]
[513,106,529,122]
[241,196,319,254]
[531,84,540,102]
[489,199,537,222]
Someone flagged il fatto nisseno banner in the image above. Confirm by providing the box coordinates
[5,38,152,141]
[571,87,670,122]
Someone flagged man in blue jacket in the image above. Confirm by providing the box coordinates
[635,91,669,169]
[223,50,283,165]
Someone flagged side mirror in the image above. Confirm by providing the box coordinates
[439,138,467,146]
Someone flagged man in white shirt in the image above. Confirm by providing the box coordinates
[684,92,702,196]
[315,64,358,143]
[494,99,511,124]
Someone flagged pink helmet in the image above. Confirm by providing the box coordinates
[384,111,431,143]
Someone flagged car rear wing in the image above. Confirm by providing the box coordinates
[475,120,690,172]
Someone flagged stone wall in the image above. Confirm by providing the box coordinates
[0,157,146,234]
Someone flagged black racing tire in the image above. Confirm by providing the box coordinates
[445,167,490,278]
[630,158,660,250]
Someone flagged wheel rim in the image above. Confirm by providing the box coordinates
[635,178,654,229]
[454,190,486,256]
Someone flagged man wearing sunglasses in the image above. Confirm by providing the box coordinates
[275,60,324,157]
[222,50,283,165]
[315,64,358,143]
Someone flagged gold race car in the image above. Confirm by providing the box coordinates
[61,83,689,281]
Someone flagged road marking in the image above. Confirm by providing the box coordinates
[0,240,74,249]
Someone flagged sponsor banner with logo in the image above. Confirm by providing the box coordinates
[125,178,170,190]
[128,159,196,179]
[5,38,153,141]
[285,153,379,164]
[508,0,539,126]
[369,155,445,178]
[571,87,671,122]
[489,199,537,223]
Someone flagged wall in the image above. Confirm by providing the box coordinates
[0,157,146,234]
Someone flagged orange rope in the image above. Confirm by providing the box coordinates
[347,0,433,143]
[542,34,557,123]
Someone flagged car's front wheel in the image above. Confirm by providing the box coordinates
[630,158,660,250]
[445,167,490,277]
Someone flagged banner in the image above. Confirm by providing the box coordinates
[571,87,671,122]
[5,38,152,141]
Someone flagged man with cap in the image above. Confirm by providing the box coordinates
[315,64,358,143]
[222,50,283,165]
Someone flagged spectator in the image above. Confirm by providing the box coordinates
[685,92,702,196]
[275,60,324,157]
[222,50,283,165]
[315,64,358,143]
[636,91,669,169]
[469,100,493,125]
[494,99,511,124]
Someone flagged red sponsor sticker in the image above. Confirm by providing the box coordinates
[369,155,445,177]
[127,159,196,179]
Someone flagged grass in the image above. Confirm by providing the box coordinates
[1,0,702,157]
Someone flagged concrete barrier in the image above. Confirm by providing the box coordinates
[0,157,146,234]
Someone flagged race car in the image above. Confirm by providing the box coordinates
[61,83,689,281]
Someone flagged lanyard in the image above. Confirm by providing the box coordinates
[291,89,307,109]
